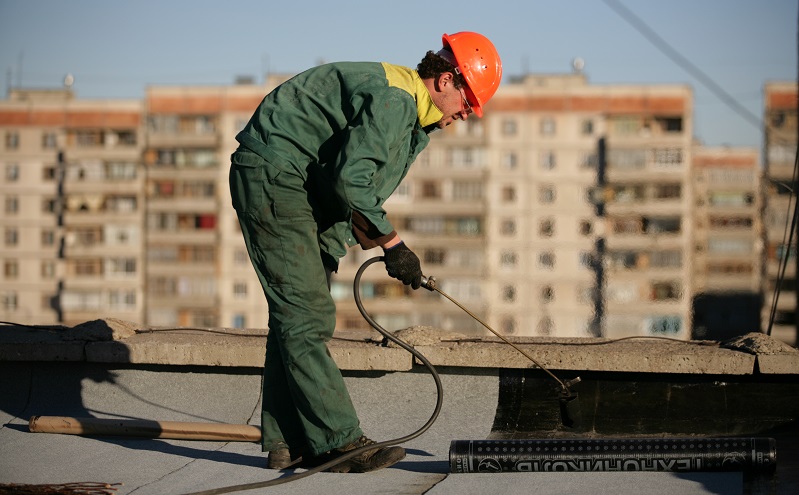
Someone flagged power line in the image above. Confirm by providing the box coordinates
[602,0,763,130]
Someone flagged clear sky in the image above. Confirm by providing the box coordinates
[0,0,794,149]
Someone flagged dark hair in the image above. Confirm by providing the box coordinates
[417,51,466,88]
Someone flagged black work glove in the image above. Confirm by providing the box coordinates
[383,241,423,290]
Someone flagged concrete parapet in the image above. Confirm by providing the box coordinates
[1,319,797,375]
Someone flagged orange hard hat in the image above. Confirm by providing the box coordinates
[437,32,502,118]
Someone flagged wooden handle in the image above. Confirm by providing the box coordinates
[28,416,261,442]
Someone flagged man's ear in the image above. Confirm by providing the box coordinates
[435,72,455,91]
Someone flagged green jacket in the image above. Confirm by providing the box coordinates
[234,61,441,261]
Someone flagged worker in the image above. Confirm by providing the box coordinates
[229,32,502,473]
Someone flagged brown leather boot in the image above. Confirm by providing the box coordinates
[324,436,405,473]
[267,448,303,469]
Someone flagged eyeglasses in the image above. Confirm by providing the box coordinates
[459,88,473,115]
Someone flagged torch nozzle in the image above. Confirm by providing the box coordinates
[420,275,437,291]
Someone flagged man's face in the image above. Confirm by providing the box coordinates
[434,73,473,128]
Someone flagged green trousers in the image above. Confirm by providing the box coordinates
[229,151,363,456]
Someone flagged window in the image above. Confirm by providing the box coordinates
[41,261,56,278]
[579,220,593,236]
[500,219,516,236]
[72,226,103,246]
[5,196,19,214]
[233,282,248,299]
[5,132,19,150]
[74,259,102,276]
[610,185,645,203]
[709,216,752,228]
[456,218,481,236]
[540,285,554,303]
[612,116,642,135]
[650,250,682,268]
[539,185,555,204]
[608,251,640,270]
[644,217,681,234]
[708,238,751,254]
[43,198,58,213]
[393,182,411,200]
[115,130,137,146]
[233,314,247,328]
[608,149,646,171]
[501,186,516,202]
[420,181,440,199]
[1,291,18,311]
[408,217,444,234]
[107,162,137,179]
[106,196,138,213]
[538,251,555,269]
[450,148,482,168]
[539,219,554,238]
[190,311,217,328]
[709,192,754,207]
[501,285,516,302]
[41,230,56,247]
[234,249,249,265]
[502,152,518,169]
[581,119,594,135]
[42,132,58,149]
[769,145,795,164]
[708,262,753,275]
[179,245,214,263]
[452,181,482,200]
[650,147,683,167]
[647,315,682,335]
[537,317,554,336]
[650,281,681,301]
[656,117,683,133]
[4,260,19,278]
[540,151,556,170]
[424,249,445,265]
[502,119,518,136]
[653,184,681,199]
[500,251,518,268]
[607,282,638,303]
[540,117,556,136]
[5,163,19,181]
[4,228,18,246]
[108,258,136,276]
[580,152,598,169]
[108,290,136,310]
[74,130,103,147]
[501,317,517,335]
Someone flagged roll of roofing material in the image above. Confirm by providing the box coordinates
[449,438,776,474]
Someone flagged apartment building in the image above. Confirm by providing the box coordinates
[763,81,798,345]
[2,74,780,344]
[142,83,275,329]
[0,88,143,326]
[691,147,763,339]
[337,72,695,340]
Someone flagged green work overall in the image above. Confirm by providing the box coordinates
[229,62,437,457]
[230,149,361,455]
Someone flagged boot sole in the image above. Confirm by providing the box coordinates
[327,447,406,473]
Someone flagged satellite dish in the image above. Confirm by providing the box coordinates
[64,73,74,88]
[572,58,585,73]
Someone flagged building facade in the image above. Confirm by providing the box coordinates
[1,74,784,344]
[763,81,798,345]
[0,89,143,326]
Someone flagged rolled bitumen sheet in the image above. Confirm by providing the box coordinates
[450,438,776,474]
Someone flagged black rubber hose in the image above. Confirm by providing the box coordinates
[181,257,443,495]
